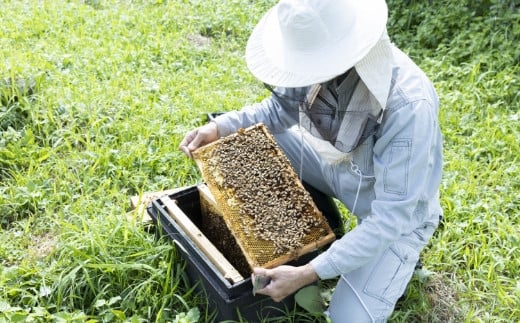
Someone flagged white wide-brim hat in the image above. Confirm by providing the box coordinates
[246,0,388,88]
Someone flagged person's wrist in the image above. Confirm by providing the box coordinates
[300,263,318,286]
[208,120,219,138]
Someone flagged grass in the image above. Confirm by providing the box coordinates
[0,0,519,322]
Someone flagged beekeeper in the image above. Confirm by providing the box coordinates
[179,0,443,321]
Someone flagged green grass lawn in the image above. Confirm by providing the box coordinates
[1,1,518,322]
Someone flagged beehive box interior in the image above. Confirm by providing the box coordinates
[192,123,335,271]
[198,186,251,277]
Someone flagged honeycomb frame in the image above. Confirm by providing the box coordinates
[192,123,335,270]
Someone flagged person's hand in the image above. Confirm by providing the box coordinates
[252,264,318,302]
[179,122,218,158]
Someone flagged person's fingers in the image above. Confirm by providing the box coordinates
[187,133,204,151]
[252,267,273,297]
[272,295,284,302]
[179,123,218,158]
[179,145,192,158]
[253,267,269,276]
[179,129,195,148]
[179,129,199,158]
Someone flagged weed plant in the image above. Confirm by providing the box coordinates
[0,0,518,322]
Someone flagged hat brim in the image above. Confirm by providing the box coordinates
[246,0,388,88]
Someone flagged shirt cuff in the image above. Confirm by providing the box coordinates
[213,114,236,138]
[310,252,341,280]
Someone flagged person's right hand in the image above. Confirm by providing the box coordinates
[179,121,218,158]
[252,264,318,302]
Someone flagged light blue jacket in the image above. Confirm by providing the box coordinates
[213,45,443,279]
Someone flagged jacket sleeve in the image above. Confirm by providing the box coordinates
[212,87,306,137]
[310,98,443,279]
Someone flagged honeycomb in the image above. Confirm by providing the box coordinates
[192,123,335,270]
[199,191,251,277]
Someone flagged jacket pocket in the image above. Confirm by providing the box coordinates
[363,241,419,306]
[383,139,411,195]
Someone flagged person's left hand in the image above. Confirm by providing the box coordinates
[179,121,218,158]
[252,264,318,302]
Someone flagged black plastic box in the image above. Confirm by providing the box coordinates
[147,185,317,322]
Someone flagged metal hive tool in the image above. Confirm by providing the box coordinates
[192,123,335,271]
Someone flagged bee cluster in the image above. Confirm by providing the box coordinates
[204,126,323,256]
